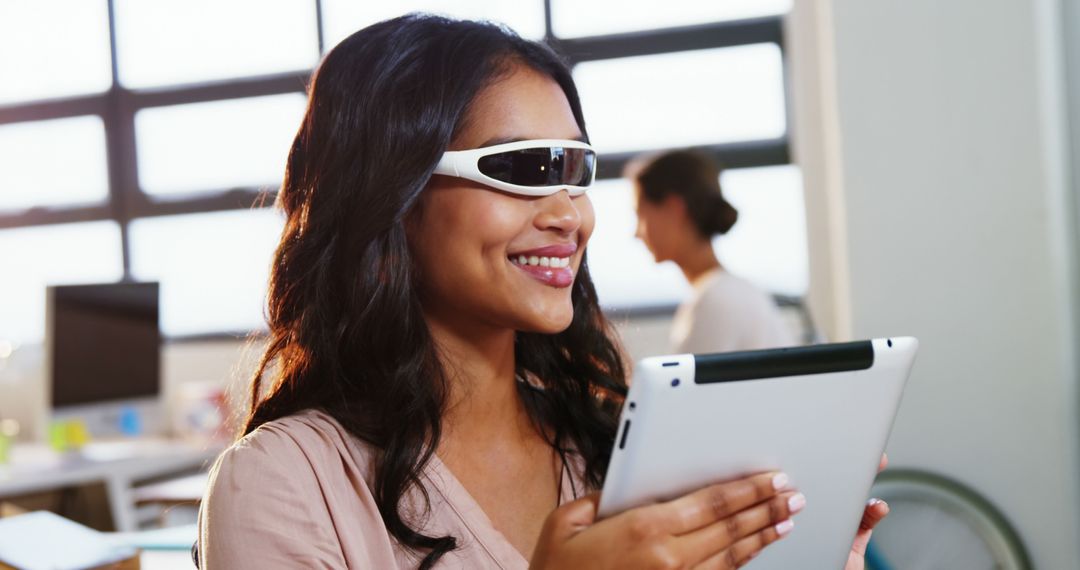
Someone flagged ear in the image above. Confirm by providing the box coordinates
[661,193,689,220]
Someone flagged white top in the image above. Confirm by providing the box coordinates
[670,268,796,354]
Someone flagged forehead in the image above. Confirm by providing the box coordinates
[452,63,583,150]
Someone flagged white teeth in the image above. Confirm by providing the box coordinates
[510,255,572,268]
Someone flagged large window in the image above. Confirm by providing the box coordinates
[0,0,800,341]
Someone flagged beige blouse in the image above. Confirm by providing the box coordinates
[198,409,587,569]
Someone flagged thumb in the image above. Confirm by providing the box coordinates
[547,492,600,540]
[532,493,600,567]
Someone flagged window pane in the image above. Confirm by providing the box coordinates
[135,94,307,197]
[552,0,790,38]
[587,165,807,310]
[717,165,807,296]
[574,44,786,154]
[0,221,124,343]
[0,0,112,104]
[129,209,284,337]
[114,0,319,88]
[0,116,109,212]
[320,0,545,52]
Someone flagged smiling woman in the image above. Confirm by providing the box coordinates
[196,13,881,570]
[197,14,629,569]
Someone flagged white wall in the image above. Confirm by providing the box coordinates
[791,0,1080,566]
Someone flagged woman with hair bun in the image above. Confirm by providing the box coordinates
[629,149,796,354]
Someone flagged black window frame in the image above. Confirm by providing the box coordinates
[0,0,791,340]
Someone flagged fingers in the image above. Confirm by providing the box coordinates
[656,471,789,535]
[693,518,794,570]
[850,498,889,558]
[878,453,889,473]
[676,489,805,565]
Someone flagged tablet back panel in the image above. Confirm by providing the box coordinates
[598,337,917,568]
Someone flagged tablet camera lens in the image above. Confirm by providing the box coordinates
[887,339,893,347]
[671,379,680,387]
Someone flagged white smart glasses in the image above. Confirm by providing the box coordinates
[433,139,597,196]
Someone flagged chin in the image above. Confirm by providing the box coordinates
[535,315,575,334]
[522,305,575,334]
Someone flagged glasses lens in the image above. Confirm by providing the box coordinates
[478,147,595,187]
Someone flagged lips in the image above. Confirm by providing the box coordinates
[508,243,578,258]
[508,242,577,288]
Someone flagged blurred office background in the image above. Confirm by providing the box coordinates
[1,0,1079,567]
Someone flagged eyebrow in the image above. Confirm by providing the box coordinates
[478,134,589,148]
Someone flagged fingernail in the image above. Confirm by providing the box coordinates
[775,519,795,536]
[788,493,806,514]
[772,472,790,491]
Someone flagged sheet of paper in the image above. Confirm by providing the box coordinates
[0,511,137,570]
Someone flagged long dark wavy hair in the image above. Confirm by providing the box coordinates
[243,13,628,568]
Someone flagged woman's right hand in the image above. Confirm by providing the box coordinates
[530,472,803,570]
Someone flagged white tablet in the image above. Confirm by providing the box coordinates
[598,337,918,568]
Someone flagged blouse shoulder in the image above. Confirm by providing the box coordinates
[240,409,373,463]
[199,409,394,568]
[212,409,379,490]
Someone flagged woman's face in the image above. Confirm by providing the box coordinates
[407,64,595,335]
[633,187,685,264]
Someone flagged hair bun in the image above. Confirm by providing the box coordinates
[709,195,738,236]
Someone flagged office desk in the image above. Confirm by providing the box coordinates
[0,439,223,532]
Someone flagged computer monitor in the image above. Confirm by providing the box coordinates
[45,282,164,438]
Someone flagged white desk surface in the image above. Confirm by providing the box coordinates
[132,472,209,504]
[0,439,224,532]
[0,439,223,498]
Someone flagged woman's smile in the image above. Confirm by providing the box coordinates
[507,242,577,288]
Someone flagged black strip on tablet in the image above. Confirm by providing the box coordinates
[694,341,875,384]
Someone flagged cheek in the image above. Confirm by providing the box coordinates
[413,190,530,290]
[646,216,675,255]
[577,195,596,245]
[641,213,660,244]
[459,198,535,271]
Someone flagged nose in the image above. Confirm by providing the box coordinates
[534,190,582,234]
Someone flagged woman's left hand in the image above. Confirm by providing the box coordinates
[844,454,891,570]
